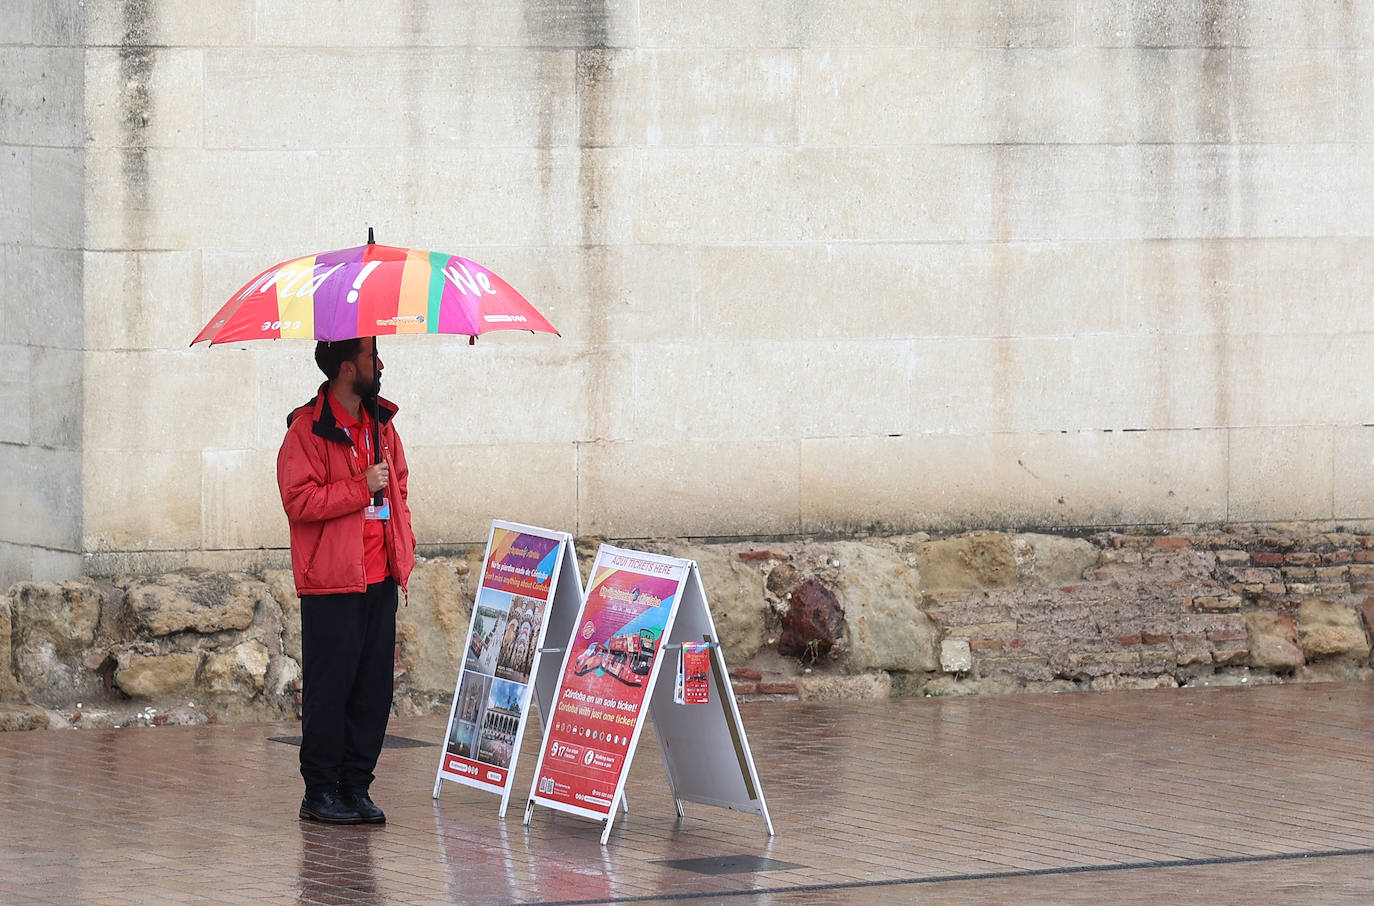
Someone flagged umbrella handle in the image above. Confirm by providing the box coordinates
[368,395,384,508]
[367,333,384,508]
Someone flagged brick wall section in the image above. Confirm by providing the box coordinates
[922,527,1374,692]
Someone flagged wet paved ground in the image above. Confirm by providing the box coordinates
[3,682,1374,904]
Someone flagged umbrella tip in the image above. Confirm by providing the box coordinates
[367,226,375,244]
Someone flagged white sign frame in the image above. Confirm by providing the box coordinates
[524,545,688,840]
[433,520,582,817]
[650,565,773,834]
[524,546,773,843]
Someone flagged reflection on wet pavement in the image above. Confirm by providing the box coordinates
[3,683,1374,904]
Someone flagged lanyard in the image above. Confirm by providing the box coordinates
[346,412,374,465]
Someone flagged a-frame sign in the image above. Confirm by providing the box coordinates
[433,520,582,817]
[523,544,772,843]
[649,563,773,835]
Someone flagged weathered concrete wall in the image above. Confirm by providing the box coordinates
[3,2,1374,588]
[1,4,86,584]
[6,524,1374,729]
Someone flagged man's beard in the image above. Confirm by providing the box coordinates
[353,371,380,398]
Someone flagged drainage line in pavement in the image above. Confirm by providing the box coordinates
[513,846,1374,906]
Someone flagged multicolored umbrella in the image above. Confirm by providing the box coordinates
[192,232,558,508]
[192,232,558,345]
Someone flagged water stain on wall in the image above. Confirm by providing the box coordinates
[117,0,154,249]
[524,0,615,446]
[522,0,610,49]
[400,0,431,227]
[987,8,1021,437]
[1193,1,1249,436]
[1125,2,1250,437]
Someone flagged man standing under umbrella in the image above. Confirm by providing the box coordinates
[277,337,416,825]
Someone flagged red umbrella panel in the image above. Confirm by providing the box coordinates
[193,242,558,345]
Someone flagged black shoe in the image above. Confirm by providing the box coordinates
[341,789,386,825]
[299,789,363,825]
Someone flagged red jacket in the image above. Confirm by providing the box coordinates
[277,384,416,596]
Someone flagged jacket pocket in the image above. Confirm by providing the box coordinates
[300,529,326,585]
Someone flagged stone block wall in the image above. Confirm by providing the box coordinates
[5,522,1374,730]
[0,557,482,731]
[719,525,1374,699]
[1,3,86,584]
[912,529,1374,695]
[6,1,1374,591]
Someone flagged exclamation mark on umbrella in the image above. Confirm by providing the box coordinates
[347,261,381,305]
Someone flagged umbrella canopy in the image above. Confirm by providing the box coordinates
[192,237,558,345]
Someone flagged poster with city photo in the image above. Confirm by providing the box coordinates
[436,522,573,802]
[446,671,493,760]
[528,546,688,821]
[495,594,548,685]
[466,594,511,678]
[476,677,526,769]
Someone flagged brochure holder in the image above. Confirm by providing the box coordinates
[433,521,582,817]
[523,544,772,843]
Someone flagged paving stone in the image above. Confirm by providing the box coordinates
[4,684,1374,903]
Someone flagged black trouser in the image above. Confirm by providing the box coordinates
[299,580,397,794]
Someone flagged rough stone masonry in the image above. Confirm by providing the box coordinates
[2,522,1372,731]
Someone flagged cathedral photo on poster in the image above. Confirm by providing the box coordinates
[495,594,547,684]
[446,670,493,760]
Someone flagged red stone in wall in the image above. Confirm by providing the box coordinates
[778,580,843,661]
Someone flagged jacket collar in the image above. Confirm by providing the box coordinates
[289,383,399,443]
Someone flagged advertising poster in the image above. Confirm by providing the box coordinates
[439,524,563,794]
[530,548,688,819]
[681,643,711,704]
